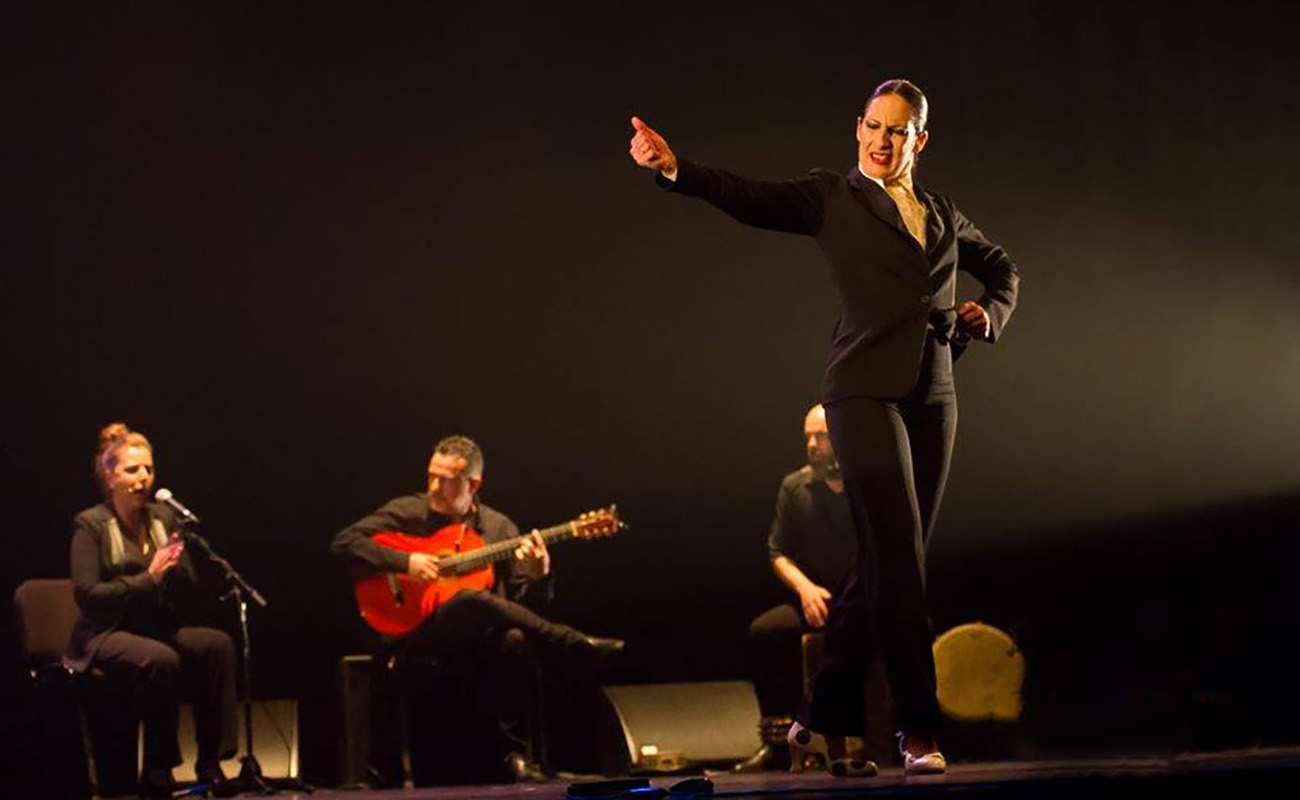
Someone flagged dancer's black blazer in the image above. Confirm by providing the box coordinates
[661,161,1020,400]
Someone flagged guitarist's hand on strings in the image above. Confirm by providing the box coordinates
[514,530,551,579]
[408,552,440,581]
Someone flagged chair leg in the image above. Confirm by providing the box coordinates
[529,660,549,773]
[390,657,414,790]
[77,705,101,799]
[399,709,414,788]
[79,679,144,798]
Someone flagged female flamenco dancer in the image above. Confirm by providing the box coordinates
[629,79,1019,775]
[65,423,238,796]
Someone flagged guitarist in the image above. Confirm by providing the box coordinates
[331,435,623,784]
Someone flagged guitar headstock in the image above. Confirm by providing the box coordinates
[572,504,625,539]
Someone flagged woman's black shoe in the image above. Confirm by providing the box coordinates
[505,751,549,783]
[196,761,238,797]
[137,767,178,798]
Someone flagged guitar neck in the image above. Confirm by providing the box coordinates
[438,521,577,575]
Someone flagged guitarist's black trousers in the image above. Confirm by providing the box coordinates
[368,590,602,783]
[808,339,956,742]
[404,589,599,658]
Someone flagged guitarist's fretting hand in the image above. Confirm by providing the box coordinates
[514,530,550,579]
[408,552,440,581]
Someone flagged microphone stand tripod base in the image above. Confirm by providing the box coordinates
[222,755,313,796]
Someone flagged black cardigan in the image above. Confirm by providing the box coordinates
[65,501,197,671]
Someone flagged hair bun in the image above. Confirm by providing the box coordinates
[98,422,131,447]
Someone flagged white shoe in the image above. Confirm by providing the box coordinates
[897,733,946,775]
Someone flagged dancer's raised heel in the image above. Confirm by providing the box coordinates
[786,721,821,773]
[786,721,877,777]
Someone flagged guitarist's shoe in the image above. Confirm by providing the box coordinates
[137,768,179,798]
[504,751,549,783]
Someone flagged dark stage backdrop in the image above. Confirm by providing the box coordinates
[4,0,1299,781]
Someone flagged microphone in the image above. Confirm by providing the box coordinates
[154,488,201,525]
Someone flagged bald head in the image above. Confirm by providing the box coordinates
[803,404,839,480]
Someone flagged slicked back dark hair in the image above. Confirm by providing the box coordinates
[866,78,929,133]
[433,435,484,477]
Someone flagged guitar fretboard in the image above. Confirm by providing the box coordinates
[438,521,579,576]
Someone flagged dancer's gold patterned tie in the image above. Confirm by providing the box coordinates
[885,181,928,250]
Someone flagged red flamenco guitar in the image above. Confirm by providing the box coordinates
[353,505,624,637]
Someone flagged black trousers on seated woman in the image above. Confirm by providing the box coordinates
[66,501,241,776]
[91,626,239,771]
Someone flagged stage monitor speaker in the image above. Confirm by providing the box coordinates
[598,682,760,775]
[171,699,300,781]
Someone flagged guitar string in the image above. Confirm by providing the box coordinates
[442,522,577,573]
[441,516,618,573]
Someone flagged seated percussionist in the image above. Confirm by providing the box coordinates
[738,405,863,771]
[331,435,623,784]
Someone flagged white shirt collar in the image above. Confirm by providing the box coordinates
[857,166,920,197]
[856,165,885,191]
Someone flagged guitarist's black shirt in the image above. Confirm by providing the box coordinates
[332,493,553,610]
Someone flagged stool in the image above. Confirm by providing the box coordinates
[799,632,824,701]
[338,652,428,789]
[337,654,377,789]
[339,647,547,787]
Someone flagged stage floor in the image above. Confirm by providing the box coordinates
[281,746,1300,799]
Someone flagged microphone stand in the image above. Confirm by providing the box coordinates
[177,521,313,796]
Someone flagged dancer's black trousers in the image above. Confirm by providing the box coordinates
[808,342,957,740]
